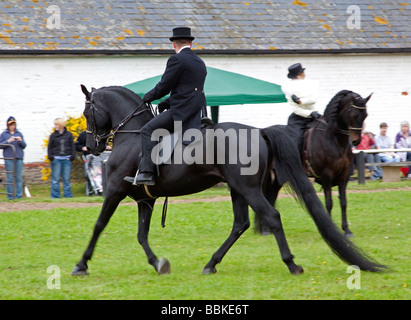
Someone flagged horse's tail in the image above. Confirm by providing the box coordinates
[262,125,387,272]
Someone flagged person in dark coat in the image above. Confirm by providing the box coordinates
[47,118,76,198]
[128,27,207,185]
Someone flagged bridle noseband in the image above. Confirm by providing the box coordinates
[347,104,367,132]
[332,103,366,136]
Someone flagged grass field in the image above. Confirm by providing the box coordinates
[0,182,410,300]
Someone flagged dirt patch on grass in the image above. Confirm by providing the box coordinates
[1,187,410,213]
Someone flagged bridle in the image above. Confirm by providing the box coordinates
[348,104,367,131]
[85,95,152,146]
[337,103,367,135]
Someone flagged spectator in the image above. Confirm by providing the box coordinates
[356,126,382,180]
[75,131,89,156]
[395,120,411,178]
[76,131,112,195]
[75,131,112,155]
[375,122,401,163]
[47,118,76,198]
[0,116,26,199]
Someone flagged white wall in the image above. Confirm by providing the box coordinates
[0,55,167,163]
[0,53,410,163]
[203,54,411,140]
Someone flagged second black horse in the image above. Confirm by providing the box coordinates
[259,90,370,238]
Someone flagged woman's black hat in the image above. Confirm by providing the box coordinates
[287,63,305,79]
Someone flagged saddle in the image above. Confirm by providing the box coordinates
[152,116,214,169]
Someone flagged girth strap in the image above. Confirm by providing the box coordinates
[304,120,323,178]
[144,184,156,199]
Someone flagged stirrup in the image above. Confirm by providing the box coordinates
[123,170,140,185]
[132,170,139,185]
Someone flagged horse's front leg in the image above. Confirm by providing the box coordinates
[137,199,170,274]
[339,182,353,237]
[71,191,125,276]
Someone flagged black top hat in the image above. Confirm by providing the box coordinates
[169,27,195,42]
[287,63,305,79]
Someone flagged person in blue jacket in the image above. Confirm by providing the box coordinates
[0,116,27,199]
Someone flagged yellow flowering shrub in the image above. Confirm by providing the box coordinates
[41,114,87,181]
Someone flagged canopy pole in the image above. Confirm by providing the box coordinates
[210,105,219,123]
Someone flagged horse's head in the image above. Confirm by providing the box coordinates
[339,92,371,146]
[81,84,112,156]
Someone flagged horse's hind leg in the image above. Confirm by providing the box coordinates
[247,193,303,275]
[255,175,282,235]
[202,189,250,274]
[137,200,170,274]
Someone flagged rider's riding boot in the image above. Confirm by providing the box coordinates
[134,172,155,185]
[124,171,155,186]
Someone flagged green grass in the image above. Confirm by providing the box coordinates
[0,185,410,300]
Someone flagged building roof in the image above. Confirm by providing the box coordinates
[1,0,411,54]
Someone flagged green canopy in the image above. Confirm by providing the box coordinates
[124,66,286,106]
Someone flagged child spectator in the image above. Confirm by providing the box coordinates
[356,126,382,180]
[375,122,400,163]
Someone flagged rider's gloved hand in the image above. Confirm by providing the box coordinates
[143,92,153,104]
[291,94,301,104]
[310,111,321,119]
[158,100,170,113]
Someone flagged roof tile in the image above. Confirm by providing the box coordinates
[0,0,410,52]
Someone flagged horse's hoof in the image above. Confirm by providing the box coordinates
[345,232,354,238]
[157,258,170,275]
[71,265,89,276]
[202,267,217,275]
[290,265,304,275]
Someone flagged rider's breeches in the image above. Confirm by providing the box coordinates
[287,113,314,153]
[140,111,174,173]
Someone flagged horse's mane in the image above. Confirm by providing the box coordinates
[323,90,353,122]
[94,86,153,124]
[98,86,144,105]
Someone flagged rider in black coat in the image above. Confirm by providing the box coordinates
[129,27,207,186]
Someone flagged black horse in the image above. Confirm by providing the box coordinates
[260,90,370,238]
[71,85,384,276]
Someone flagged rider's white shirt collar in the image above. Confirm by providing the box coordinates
[177,45,191,54]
